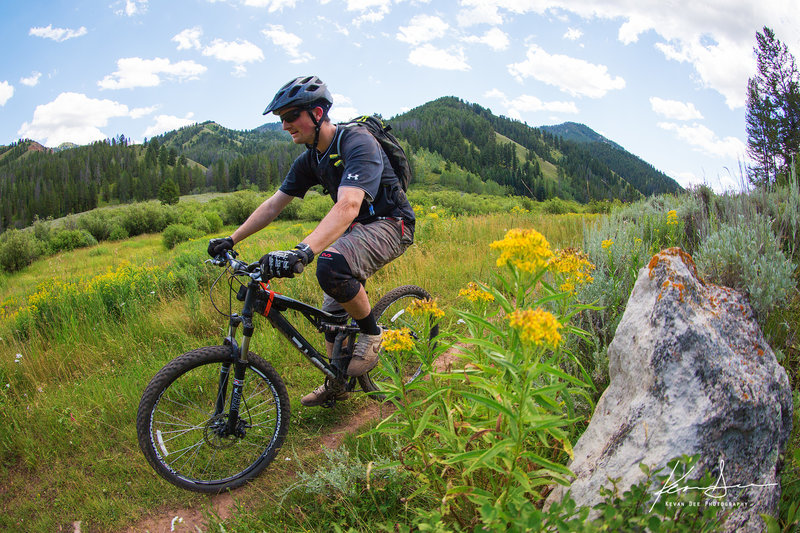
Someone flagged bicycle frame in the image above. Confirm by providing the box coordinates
[216,265,359,433]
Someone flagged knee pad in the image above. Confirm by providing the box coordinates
[316,252,362,303]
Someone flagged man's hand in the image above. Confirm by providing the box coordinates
[208,236,234,258]
[260,243,314,278]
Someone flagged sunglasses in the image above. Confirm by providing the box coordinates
[279,108,305,123]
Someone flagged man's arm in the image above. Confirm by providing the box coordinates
[301,186,365,254]
[231,190,295,244]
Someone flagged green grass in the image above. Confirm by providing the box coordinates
[0,211,587,531]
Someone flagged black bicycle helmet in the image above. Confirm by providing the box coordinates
[263,75,333,115]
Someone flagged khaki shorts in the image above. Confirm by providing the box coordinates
[321,218,413,313]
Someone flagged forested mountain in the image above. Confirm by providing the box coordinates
[153,121,294,167]
[541,122,681,196]
[392,98,680,200]
[1,96,681,233]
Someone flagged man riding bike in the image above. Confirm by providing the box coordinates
[208,75,415,407]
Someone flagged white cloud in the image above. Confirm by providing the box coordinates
[564,27,582,41]
[508,44,625,98]
[658,121,746,159]
[203,39,265,67]
[655,37,753,109]
[507,94,578,114]
[261,25,313,63]
[462,27,510,51]
[98,57,207,90]
[457,4,504,27]
[173,27,203,50]
[17,92,140,146]
[397,15,449,45]
[408,44,470,71]
[29,25,87,42]
[20,72,42,87]
[328,94,359,122]
[345,0,391,25]
[143,113,195,138]
[243,0,297,10]
[0,81,13,106]
[650,97,703,120]
[485,88,578,115]
[484,88,506,99]
[122,0,148,16]
[457,0,799,109]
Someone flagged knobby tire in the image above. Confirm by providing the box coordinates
[136,346,290,493]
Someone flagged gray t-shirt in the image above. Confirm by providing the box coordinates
[279,125,415,225]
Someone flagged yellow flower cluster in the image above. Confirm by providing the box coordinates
[510,205,530,214]
[667,210,678,226]
[10,261,164,322]
[405,298,445,319]
[381,327,415,353]
[490,228,553,273]
[601,239,614,250]
[506,308,563,348]
[549,248,595,294]
[458,282,495,303]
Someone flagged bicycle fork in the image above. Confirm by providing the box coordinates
[215,315,251,439]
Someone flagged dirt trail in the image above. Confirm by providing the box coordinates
[124,348,462,533]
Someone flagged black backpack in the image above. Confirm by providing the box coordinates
[335,115,412,191]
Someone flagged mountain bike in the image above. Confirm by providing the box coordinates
[136,250,437,493]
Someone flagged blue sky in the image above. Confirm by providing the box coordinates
[1,0,798,191]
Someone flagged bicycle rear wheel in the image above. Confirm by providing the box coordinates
[137,346,290,493]
[359,285,439,399]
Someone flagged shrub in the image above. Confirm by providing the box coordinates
[202,210,223,233]
[77,211,112,242]
[162,223,200,250]
[0,229,44,273]
[108,224,129,241]
[48,229,98,253]
[297,193,333,220]
[213,190,265,225]
[113,202,178,237]
[695,214,796,320]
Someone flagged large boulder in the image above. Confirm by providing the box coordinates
[549,248,792,531]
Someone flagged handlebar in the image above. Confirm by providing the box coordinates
[206,250,304,281]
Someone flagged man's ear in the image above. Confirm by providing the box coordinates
[311,106,325,122]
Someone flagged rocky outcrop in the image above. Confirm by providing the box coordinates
[549,248,792,531]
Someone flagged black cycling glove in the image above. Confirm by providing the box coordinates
[208,236,234,258]
[260,243,314,278]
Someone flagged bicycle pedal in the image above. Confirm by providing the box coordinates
[321,397,337,409]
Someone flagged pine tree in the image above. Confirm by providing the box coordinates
[158,177,180,205]
[747,26,800,185]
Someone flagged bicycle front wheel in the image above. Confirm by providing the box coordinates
[137,346,290,493]
[359,285,439,399]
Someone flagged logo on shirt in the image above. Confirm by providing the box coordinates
[346,173,359,181]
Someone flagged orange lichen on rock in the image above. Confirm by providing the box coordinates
[647,247,702,283]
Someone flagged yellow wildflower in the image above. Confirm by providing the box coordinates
[490,228,553,273]
[601,239,614,250]
[459,282,495,303]
[507,308,563,348]
[382,327,415,353]
[549,248,595,294]
[406,298,445,319]
[667,210,678,226]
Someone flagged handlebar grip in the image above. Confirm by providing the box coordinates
[293,263,304,274]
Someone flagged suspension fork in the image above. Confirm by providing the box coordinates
[223,280,258,435]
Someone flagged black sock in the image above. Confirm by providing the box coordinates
[355,314,380,335]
